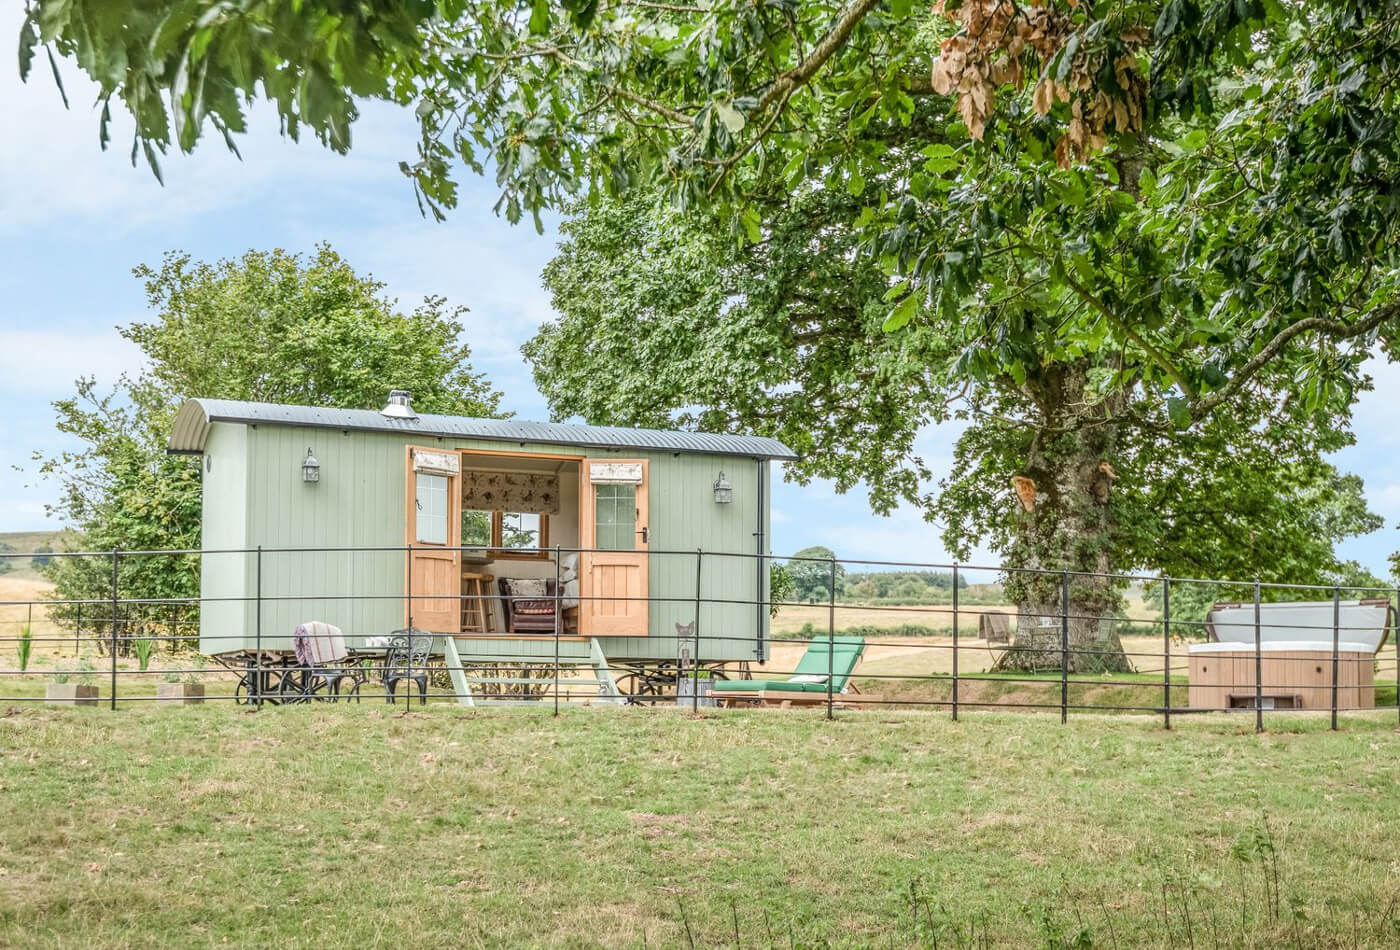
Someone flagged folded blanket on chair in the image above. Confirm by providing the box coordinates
[294,621,347,666]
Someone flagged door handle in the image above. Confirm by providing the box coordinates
[637,527,649,544]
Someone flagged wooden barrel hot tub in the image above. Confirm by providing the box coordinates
[1187,641,1375,710]
[1188,600,1393,712]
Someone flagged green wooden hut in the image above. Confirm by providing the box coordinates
[168,392,793,691]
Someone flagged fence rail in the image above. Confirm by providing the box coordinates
[1,543,1396,732]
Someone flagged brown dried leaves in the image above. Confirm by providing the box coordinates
[930,1,1150,166]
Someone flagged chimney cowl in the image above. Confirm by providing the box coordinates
[381,389,418,420]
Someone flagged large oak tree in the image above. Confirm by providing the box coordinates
[21,0,1400,666]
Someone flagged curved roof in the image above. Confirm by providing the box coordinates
[168,398,797,460]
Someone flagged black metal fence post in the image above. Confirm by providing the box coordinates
[1162,576,1171,729]
[75,602,82,655]
[405,543,413,706]
[1253,580,1263,733]
[693,549,703,715]
[255,545,263,706]
[1060,571,1069,725]
[951,564,960,722]
[554,545,562,716]
[1331,585,1340,731]
[827,557,837,722]
[110,548,119,711]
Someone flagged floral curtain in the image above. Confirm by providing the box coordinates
[461,472,561,515]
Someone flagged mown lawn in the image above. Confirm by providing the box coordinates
[2,705,1399,948]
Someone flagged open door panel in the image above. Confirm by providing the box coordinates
[579,459,649,637]
[405,446,461,634]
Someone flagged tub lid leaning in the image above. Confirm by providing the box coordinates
[1204,599,1394,654]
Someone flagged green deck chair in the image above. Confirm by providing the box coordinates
[712,635,867,702]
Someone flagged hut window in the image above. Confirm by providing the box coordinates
[415,473,449,545]
[595,484,637,551]
[499,512,545,551]
[461,507,550,556]
[462,509,492,548]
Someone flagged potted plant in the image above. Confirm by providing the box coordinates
[45,660,98,706]
[157,659,205,704]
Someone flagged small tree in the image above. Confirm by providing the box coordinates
[786,546,845,604]
[36,245,503,652]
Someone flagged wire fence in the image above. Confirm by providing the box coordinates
[1,543,1396,732]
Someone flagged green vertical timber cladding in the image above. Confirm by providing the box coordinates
[198,422,771,662]
[198,423,249,656]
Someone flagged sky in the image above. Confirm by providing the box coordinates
[0,19,1396,577]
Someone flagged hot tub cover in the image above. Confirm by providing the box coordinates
[1187,640,1377,655]
[1205,600,1394,655]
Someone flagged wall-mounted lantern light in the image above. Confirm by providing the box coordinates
[302,448,321,484]
[712,470,733,504]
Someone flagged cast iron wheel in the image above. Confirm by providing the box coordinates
[276,670,312,704]
[235,672,283,705]
[340,675,368,704]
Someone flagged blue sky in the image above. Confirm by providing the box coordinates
[1,21,1396,576]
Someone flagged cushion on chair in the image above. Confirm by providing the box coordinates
[713,636,866,694]
[508,578,549,597]
[711,678,831,693]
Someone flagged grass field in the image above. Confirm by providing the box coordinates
[2,705,1399,948]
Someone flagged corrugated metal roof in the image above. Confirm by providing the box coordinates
[168,398,797,460]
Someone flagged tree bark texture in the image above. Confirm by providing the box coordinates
[995,360,1135,674]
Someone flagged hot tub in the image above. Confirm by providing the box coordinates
[1187,600,1392,711]
[1187,641,1376,710]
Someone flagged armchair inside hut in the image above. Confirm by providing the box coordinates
[497,563,580,635]
[456,458,581,636]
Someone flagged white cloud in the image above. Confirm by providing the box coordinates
[1351,357,1400,447]
[325,217,562,418]
[1371,482,1400,518]
[0,2,423,240]
[0,328,144,394]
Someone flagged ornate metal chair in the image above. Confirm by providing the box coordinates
[383,630,433,705]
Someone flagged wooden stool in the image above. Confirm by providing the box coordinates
[461,572,495,634]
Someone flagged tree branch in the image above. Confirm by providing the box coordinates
[754,0,882,113]
[1060,272,1199,400]
[1191,299,1400,420]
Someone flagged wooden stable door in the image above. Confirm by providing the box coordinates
[405,447,461,634]
[579,459,650,637]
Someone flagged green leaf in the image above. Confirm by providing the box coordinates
[1166,396,1191,429]
[18,14,37,79]
[883,294,917,333]
[714,100,745,135]
[740,207,761,244]
[529,0,550,35]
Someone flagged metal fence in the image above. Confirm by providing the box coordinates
[1,543,1396,732]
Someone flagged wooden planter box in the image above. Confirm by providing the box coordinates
[45,684,99,706]
[157,683,205,705]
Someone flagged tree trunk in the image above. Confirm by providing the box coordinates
[995,362,1134,674]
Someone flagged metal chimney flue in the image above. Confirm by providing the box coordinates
[381,389,418,420]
